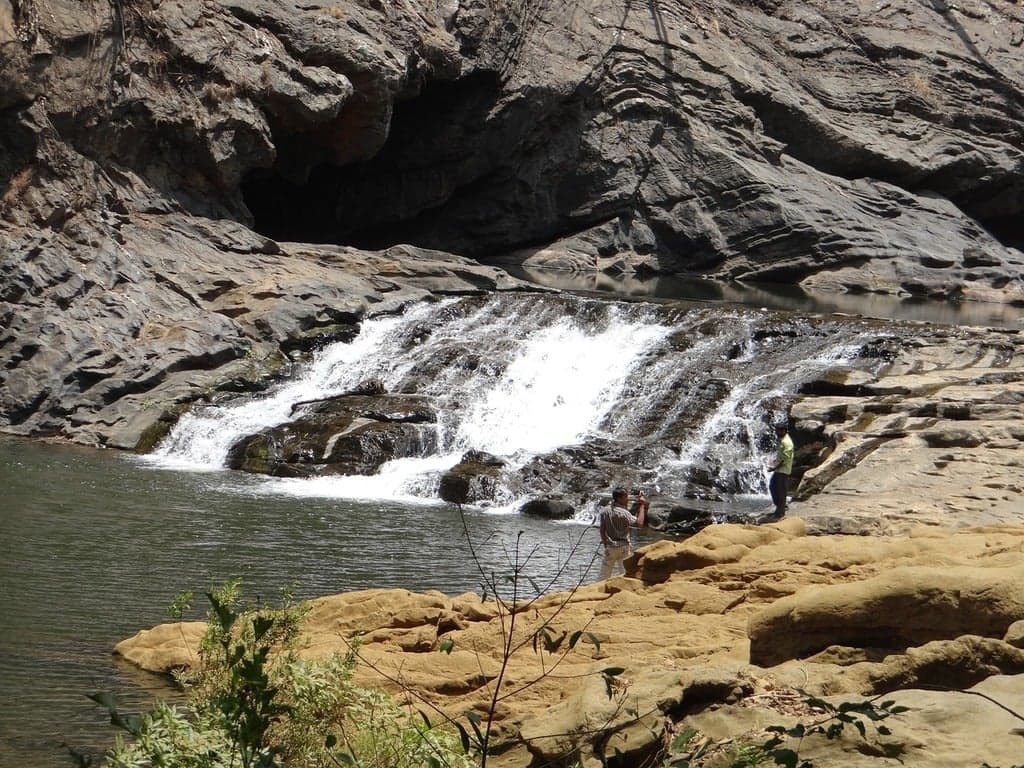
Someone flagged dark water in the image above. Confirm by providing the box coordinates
[505,268,1024,329]
[0,437,628,767]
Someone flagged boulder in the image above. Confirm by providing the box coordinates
[648,504,716,537]
[226,394,437,476]
[519,498,576,519]
[748,565,1024,666]
[1004,620,1024,649]
[113,622,207,674]
[438,459,505,505]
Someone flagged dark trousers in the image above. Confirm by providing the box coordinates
[769,472,789,515]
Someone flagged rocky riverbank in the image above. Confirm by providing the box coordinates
[5,1,1024,760]
[114,322,1024,766]
[116,519,1024,768]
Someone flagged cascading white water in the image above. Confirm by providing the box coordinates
[147,297,675,505]
[663,338,868,499]
[149,301,452,471]
[147,294,879,511]
[453,313,671,458]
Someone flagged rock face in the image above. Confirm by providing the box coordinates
[0,217,522,447]
[116,520,1024,768]
[248,0,1024,301]
[748,564,1024,666]
[3,0,1024,446]
[0,0,523,447]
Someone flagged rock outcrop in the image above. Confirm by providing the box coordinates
[792,324,1024,534]
[116,520,1024,767]
[3,0,1024,446]
[748,564,1024,666]
[226,392,437,476]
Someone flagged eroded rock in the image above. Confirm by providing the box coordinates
[115,522,1024,768]
[748,565,1024,666]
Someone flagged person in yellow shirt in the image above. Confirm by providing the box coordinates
[768,423,794,518]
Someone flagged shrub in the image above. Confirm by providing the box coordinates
[89,580,471,768]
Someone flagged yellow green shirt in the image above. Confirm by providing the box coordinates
[775,433,794,475]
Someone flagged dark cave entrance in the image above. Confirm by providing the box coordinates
[985,218,1024,252]
[241,71,510,253]
[967,209,1024,253]
[242,164,339,245]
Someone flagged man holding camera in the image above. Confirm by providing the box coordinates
[599,486,647,580]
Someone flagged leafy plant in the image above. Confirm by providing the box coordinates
[664,694,907,768]
[87,580,471,768]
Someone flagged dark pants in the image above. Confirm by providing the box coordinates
[769,472,789,516]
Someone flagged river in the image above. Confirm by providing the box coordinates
[3,281,1023,768]
[0,436,623,767]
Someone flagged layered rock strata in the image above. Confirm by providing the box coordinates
[793,323,1024,534]
[4,0,1024,445]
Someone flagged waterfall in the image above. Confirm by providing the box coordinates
[150,300,451,470]
[147,294,877,511]
[452,312,672,457]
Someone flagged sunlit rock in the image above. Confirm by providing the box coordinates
[116,523,1024,768]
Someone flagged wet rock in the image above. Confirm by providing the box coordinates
[519,498,575,519]
[647,504,716,537]
[226,394,437,477]
[280,323,359,355]
[438,459,505,505]
[798,369,876,397]
[460,450,504,467]
[289,379,388,415]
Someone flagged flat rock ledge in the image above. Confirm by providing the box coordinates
[116,520,1024,768]
[791,325,1024,536]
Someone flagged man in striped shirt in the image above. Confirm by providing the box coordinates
[599,486,647,579]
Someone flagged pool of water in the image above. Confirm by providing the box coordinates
[0,437,636,767]
[505,268,1024,329]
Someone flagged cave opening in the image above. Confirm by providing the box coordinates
[242,70,510,252]
[961,206,1024,253]
[983,217,1024,252]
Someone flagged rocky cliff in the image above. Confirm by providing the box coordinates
[2,0,1024,444]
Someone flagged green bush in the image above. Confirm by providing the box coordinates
[90,581,472,768]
